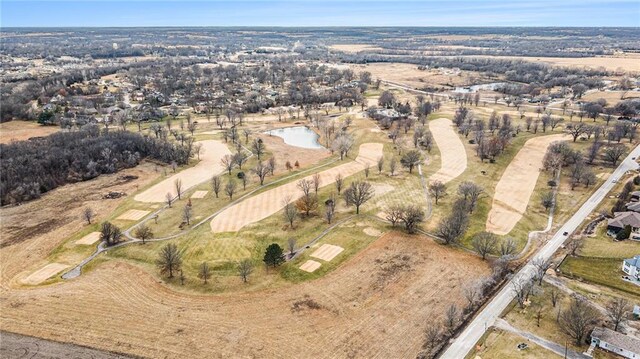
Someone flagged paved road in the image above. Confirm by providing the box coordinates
[440,144,640,359]
[494,319,589,359]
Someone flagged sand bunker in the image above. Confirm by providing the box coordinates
[190,191,208,199]
[117,209,150,221]
[210,143,383,233]
[429,118,467,184]
[75,232,101,245]
[363,227,382,237]
[134,140,231,202]
[23,263,68,285]
[299,260,322,273]
[486,134,567,235]
[310,244,345,262]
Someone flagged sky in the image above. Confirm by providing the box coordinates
[1,0,639,27]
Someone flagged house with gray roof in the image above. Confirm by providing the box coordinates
[623,256,640,280]
[608,212,640,240]
[626,202,640,213]
[591,327,640,359]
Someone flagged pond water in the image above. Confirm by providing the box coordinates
[265,126,324,149]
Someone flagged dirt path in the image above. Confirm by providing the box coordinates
[0,331,132,359]
[486,134,566,235]
[134,140,231,203]
[494,319,588,359]
[429,118,467,184]
[210,143,382,233]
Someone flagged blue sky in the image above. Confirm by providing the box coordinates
[1,0,639,27]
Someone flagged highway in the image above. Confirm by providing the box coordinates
[440,144,640,359]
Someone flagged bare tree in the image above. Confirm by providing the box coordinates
[83,207,95,224]
[606,297,631,332]
[221,154,235,175]
[568,123,587,142]
[182,204,193,225]
[400,149,422,173]
[297,178,313,197]
[377,156,384,174]
[437,200,469,245]
[334,173,344,194]
[253,161,269,185]
[156,243,182,278]
[312,173,321,194]
[385,204,404,227]
[282,196,298,228]
[541,191,555,211]
[472,231,498,260]
[444,304,459,336]
[198,262,211,284]
[566,236,585,256]
[193,142,203,160]
[225,179,237,200]
[287,238,297,258]
[174,178,183,200]
[325,195,336,224]
[512,277,534,308]
[389,157,397,176]
[166,192,173,208]
[533,257,553,285]
[237,259,254,283]
[457,181,484,213]
[251,138,266,160]
[560,297,600,346]
[399,205,425,234]
[211,176,221,198]
[343,181,375,214]
[549,287,562,308]
[134,224,153,244]
[463,283,480,309]
[428,181,447,205]
[364,163,370,178]
[604,145,626,166]
[499,237,517,257]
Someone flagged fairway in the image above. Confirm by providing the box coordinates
[486,134,566,235]
[134,140,231,203]
[429,118,467,184]
[210,143,383,233]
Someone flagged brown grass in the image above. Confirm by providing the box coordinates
[0,232,489,358]
[0,162,160,287]
[0,121,58,144]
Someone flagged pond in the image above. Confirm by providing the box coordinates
[265,126,324,149]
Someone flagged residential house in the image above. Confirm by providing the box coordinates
[607,212,640,239]
[626,202,640,213]
[623,256,640,280]
[591,327,640,359]
[631,191,640,202]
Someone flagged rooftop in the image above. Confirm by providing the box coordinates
[608,212,640,229]
[592,327,640,354]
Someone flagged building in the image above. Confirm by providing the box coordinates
[623,256,640,280]
[634,305,640,320]
[591,327,640,359]
[626,202,640,213]
[607,212,640,239]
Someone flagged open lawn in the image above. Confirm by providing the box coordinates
[470,328,561,359]
[560,256,640,296]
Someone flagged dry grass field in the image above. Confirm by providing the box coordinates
[429,118,467,184]
[349,62,491,89]
[486,134,567,235]
[0,120,59,143]
[461,54,640,73]
[0,232,489,358]
[0,162,161,287]
[328,44,384,53]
